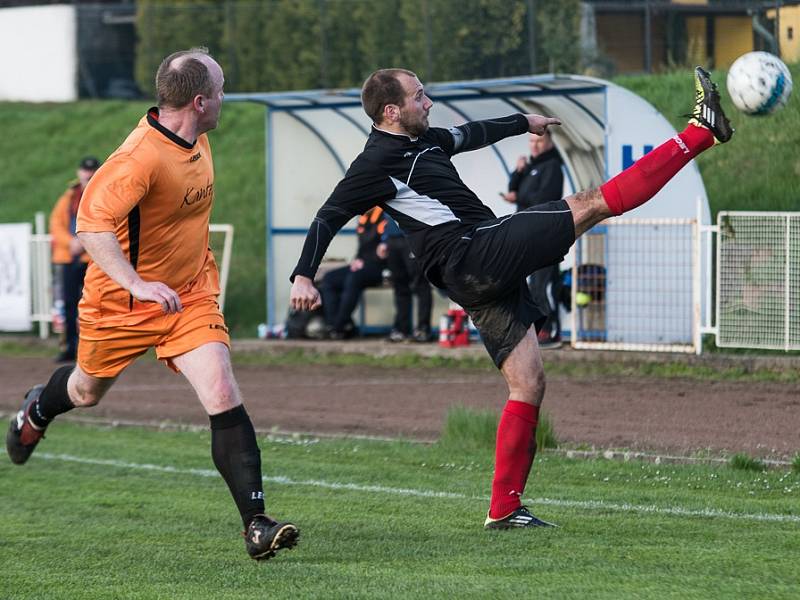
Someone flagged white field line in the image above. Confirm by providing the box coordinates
[35,452,800,525]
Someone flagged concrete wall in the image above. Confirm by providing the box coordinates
[0,5,77,102]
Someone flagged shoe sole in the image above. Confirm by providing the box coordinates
[250,524,300,561]
[484,513,558,529]
[484,521,557,530]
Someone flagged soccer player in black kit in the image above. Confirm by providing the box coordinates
[290,67,733,529]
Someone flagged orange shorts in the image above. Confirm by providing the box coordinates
[77,297,230,378]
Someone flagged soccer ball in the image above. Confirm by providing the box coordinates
[726,51,793,115]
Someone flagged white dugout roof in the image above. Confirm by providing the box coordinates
[226,75,710,330]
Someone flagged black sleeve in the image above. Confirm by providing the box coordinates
[290,157,397,282]
[434,113,529,156]
[508,165,527,193]
[536,159,565,203]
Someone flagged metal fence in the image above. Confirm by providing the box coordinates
[716,211,800,351]
[27,216,234,339]
[571,217,700,354]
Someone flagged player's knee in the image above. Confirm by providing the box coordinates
[204,380,240,412]
[68,375,106,407]
[72,389,102,407]
[515,369,546,405]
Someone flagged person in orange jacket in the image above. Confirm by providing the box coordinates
[49,156,100,362]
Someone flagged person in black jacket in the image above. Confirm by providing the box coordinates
[502,131,564,348]
[289,67,733,529]
[380,215,434,342]
[319,206,387,339]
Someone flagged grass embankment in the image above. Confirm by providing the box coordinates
[0,101,266,336]
[2,62,798,336]
[616,65,800,214]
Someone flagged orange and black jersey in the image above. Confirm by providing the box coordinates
[290,114,529,287]
[50,182,90,264]
[77,108,218,325]
[355,207,388,261]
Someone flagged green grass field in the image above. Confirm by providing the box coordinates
[1,419,798,599]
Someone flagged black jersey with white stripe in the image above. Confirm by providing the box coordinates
[290,113,529,286]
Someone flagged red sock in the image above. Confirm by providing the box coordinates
[489,400,539,519]
[600,124,714,216]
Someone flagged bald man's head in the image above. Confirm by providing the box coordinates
[155,47,218,109]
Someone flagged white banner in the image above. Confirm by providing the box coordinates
[0,223,32,331]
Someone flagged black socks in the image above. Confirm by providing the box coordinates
[29,365,76,429]
[209,405,265,528]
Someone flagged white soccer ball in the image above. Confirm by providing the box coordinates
[726,51,793,115]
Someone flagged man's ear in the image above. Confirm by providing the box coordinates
[193,94,205,112]
[384,103,400,123]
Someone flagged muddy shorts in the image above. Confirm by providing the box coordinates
[440,199,575,368]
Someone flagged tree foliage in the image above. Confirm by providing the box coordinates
[135,0,582,95]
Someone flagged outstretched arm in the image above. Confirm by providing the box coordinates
[289,158,397,310]
[444,114,561,155]
[289,205,365,312]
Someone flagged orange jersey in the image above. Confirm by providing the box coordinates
[77,108,219,326]
[50,183,90,264]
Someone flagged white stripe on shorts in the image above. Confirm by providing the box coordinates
[472,207,572,234]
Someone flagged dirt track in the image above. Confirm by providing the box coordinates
[2,350,798,460]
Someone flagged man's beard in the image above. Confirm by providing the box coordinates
[399,112,429,137]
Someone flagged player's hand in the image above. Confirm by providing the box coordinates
[129,280,183,314]
[516,156,527,172]
[376,243,388,260]
[290,275,322,312]
[349,258,364,272]
[524,114,561,135]
[502,191,518,204]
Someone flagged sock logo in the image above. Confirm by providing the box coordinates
[250,491,264,500]
[673,135,690,155]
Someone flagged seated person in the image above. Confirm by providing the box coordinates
[380,216,433,342]
[318,207,387,339]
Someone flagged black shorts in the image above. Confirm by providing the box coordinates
[440,199,575,368]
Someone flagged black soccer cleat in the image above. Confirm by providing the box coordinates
[688,66,734,144]
[244,514,299,561]
[484,505,557,530]
[6,385,47,465]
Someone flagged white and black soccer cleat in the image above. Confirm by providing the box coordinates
[484,505,557,530]
[688,66,734,144]
[244,514,299,560]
